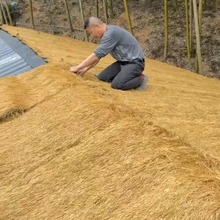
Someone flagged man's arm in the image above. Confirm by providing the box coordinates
[70,53,100,76]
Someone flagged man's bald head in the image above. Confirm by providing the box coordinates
[84,17,106,38]
[84,17,104,29]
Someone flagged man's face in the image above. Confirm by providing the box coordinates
[86,25,103,38]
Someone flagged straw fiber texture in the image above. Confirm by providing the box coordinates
[0,26,220,220]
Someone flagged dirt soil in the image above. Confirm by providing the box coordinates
[12,0,220,78]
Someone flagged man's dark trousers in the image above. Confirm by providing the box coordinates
[97,59,145,90]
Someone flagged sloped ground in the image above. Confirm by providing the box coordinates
[0,26,220,219]
[13,0,220,78]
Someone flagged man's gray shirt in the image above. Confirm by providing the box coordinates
[94,25,144,62]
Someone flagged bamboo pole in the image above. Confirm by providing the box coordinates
[103,0,108,24]
[95,0,99,17]
[195,0,203,73]
[198,0,203,33]
[63,0,73,32]
[185,0,191,64]
[174,0,178,11]
[0,2,4,24]
[189,0,193,50]
[0,1,8,25]
[78,0,88,41]
[5,0,13,25]
[108,0,114,18]
[164,0,168,59]
[29,0,35,29]
[192,0,203,74]
[213,0,216,10]
[123,0,133,35]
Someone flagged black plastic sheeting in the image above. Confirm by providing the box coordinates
[0,29,46,77]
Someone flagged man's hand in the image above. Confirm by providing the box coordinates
[69,53,100,76]
[69,66,88,76]
[77,67,89,76]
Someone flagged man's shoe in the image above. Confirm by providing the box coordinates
[136,74,148,90]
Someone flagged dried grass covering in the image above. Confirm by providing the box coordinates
[0,64,75,122]
[0,26,220,220]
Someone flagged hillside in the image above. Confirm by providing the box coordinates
[0,25,220,219]
[13,0,220,78]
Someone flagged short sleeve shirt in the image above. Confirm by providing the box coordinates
[94,25,144,62]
